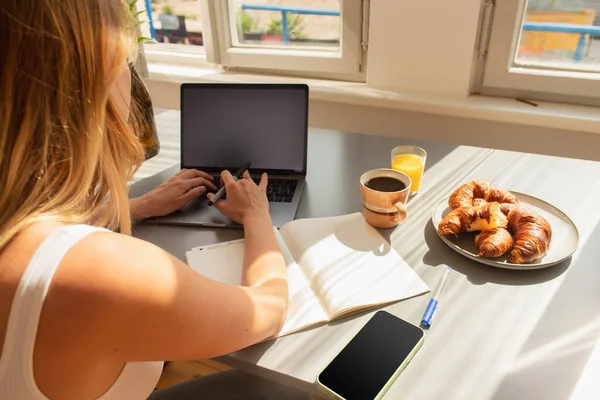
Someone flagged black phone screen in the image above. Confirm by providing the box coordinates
[318,311,424,400]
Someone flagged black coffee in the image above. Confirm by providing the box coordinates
[365,177,406,192]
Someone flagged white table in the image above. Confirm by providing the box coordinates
[131,110,600,400]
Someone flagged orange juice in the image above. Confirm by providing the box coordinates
[392,154,424,192]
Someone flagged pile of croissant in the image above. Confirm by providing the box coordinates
[437,180,552,264]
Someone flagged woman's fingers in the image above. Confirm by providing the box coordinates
[179,169,214,181]
[259,173,268,190]
[221,170,235,187]
[207,192,227,211]
[182,186,206,202]
[184,177,216,192]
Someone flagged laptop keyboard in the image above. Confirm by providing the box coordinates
[210,177,298,203]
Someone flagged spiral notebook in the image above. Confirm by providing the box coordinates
[185,213,430,338]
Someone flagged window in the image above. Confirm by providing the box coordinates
[230,1,341,50]
[140,0,204,47]
[204,0,366,75]
[516,0,600,69]
[136,0,210,70]
[481,0,600,105]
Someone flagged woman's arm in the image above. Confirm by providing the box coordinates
[207,171,288,320]
[51,230,286,362]
[131,168,217,220]
[111,169,217,222]
[46,171,288,362]
[128,196,152,221]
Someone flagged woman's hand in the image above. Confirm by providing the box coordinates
[207,170,270,225]
[131,169,217,220]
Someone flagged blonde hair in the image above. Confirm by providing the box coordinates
[0,0,145,248]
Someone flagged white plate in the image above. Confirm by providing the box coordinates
[431,192,579,270]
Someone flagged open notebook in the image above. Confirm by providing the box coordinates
[186,213,430,338]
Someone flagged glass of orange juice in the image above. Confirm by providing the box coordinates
[391,146,427,195]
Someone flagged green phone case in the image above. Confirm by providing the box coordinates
[315,320,424,400]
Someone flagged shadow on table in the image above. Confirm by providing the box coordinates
[376,227,395,244]
[214,338,316,398]
[222,339,278,366]
[421,223,570,286]
[220,323,329,386]
[489,220,600,400]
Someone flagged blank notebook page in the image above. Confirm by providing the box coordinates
[278,213,430,318]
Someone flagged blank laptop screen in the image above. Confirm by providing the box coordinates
[181,84,308,173]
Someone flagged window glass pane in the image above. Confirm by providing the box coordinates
[229,0,341,51]
[515,0,600,71]
[140,0,204,47]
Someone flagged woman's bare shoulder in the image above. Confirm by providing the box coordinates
[40,229,190,354]
[23,224,281,364]
[55,229,180,297]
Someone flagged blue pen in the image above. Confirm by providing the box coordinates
[421,266,452,328]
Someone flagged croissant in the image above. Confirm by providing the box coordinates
[472,198,487,209]
[438,202,507,236]
[506,206,552,264]
[500,202,516,216]
[449,180,519,210]
[475,227,513,258]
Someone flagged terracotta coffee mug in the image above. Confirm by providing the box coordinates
[360,169,412,228]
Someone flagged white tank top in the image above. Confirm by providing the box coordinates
[0,225,163,399]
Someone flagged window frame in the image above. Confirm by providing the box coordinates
[143,43,210,68]
[136,0,212,69]
[202,0,366,75]
[481,0,600,106]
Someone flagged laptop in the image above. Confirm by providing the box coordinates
[153,83,308,228]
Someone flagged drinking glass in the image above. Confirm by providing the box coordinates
[391,146,427,195]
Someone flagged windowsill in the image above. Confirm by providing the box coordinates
[147,63,600,136]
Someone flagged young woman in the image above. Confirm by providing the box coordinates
[0,1,289,399]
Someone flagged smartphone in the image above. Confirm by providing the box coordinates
[316,311,424,400]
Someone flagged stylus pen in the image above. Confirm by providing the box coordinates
[421,266,452,328]
[207,162,251,206]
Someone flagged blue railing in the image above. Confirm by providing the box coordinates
[144,0,157,40]
[241,4,340,44]
[142,5,599,62]
[522,22,600,62]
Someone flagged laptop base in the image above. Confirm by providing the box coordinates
[150,178,305,229]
